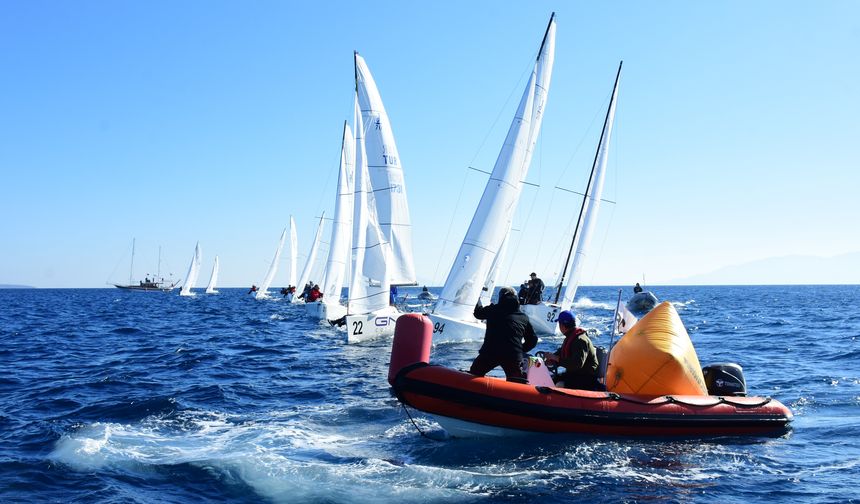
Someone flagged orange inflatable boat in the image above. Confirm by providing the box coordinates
[389,306,793,438]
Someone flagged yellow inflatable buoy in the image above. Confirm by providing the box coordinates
[606,301,708,396]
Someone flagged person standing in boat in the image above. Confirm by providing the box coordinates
[469,287,537,383]
[633,282,643,294]
[543,310,600,390]
[526,272,544,304]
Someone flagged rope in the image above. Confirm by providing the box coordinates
[402,404,441,441]
[537,386,774,409]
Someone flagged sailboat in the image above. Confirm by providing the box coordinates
[521,61,622,335]
[340,51,418,343]
[112,239,178,292]
[427,14,556,342]
[292,213,326,303]
[307,122,354,321]
[179,242,202,297]
[256,228,287,300]
[205,255,220,294]
[342,88,399,343]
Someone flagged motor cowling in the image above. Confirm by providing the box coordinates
[702,363,747,396]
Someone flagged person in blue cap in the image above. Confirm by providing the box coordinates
[543,310,600,390]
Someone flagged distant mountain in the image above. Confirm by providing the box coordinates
[669,252,860,285]
[0,284,35,289]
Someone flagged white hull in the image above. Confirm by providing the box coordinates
[520,303,562,336]
[205,289,219,295]
[425,313,485,343]
[346,307,401,344]
[627,291,659,313]
[430,414,539,438]
[305,301,348,322]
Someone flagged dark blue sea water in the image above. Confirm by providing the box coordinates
[1,285,858,503]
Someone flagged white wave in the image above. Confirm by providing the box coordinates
[572,297,614,311]
[269,313,286,321]
[49,409,479,503]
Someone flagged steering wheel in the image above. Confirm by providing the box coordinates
[535,350,559,375]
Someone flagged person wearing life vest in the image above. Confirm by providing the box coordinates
[543,310,600,390]
[248,284,258,294]
[307,284,323,302]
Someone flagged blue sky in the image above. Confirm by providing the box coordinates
[1,1,858,288]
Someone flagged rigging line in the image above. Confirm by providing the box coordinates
[554,185,616,204]
[431,168,471,286]
[467,166,541,187]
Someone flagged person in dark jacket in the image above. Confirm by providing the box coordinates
[469,287,538,383]
[633,282,643,294]
[526,272,544,304]
[543,310,599,390]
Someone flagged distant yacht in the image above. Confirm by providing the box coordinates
[112,239,178,292]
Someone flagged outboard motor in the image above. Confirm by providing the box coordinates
[702,363,747,396]
[596,346,609,387]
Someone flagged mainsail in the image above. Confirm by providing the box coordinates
[296,212,326,294]
[289,216,297,289]
[556,62,622,308]
[354,52,416,286]
[347,95,392,315]
[180,242,202,297]
[205,255,219,294]
[321,122,355,307]
[257,228,287,299]
[433,14,556,322]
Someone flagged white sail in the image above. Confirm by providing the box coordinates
[347,96,392,315]
[257,228,287,299]
[289,215,298,289]
[433,15,556,322]
[295,213,326,295]
[320,122,355,308]
[205,255,220,294]
[559,63,621,308]
[179,242,202,297]
[354,52,416,286]
[480,232,511,306]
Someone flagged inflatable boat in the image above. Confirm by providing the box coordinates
[388,305,793,438]
[626,291,659,313]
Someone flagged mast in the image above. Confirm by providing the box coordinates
[157,246,162,281]
[130,238,135,285]
[554,61,623,304]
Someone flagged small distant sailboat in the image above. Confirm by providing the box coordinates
[179,242,202,297]
[428,14,556,342]
[256,228,287,300]
[292,212,326,303]
[522,61,623,335]
[205,255,220,294]
[112,239,178,292]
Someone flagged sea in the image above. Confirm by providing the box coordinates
[1,285,858,503]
